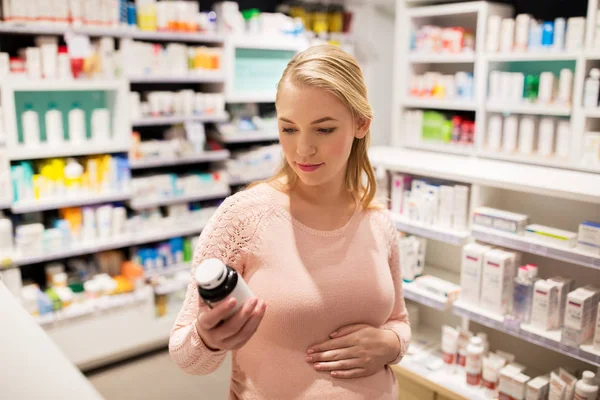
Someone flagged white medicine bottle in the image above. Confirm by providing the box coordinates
[68,102,86,144]
[195,258,254,320]
[574,371,598,400]
[465,336,484,386]
[21,103,40,147]
[45,102,64,146]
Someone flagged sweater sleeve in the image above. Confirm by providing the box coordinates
[168,190,268,375]
[379,213,411,364]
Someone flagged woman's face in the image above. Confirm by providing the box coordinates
[276,81,369,188]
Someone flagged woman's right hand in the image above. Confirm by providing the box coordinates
[195,297,266,351]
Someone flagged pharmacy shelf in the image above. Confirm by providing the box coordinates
[406,1,485,17]
[132,113,229,127]
[213,131,280,143]
[129,150,230,169]
[403,98,477,111]
[36,289,149,327]
[485,51,581,62]
[585,51,600,60]
[11,216,213,266]
[9,142,130,161]
[477,150,573,170]
[486,102,571,116]
[11,191,132,214]
[0,23,225,43]
[584,108,600,118]
[144,263,192,279]
[403,266,460,310]
[407,52,476,63]
[453,301,600,367]
[229,174,271,186]
[225,92,277,103]
[471,226,600,270]
[391,213,471,246]
[370,146,600,204]
[230,35,309,52]
[407,141,474,156]
[128,74,225,84]
[129,185,230,210]
[4,79,125,92]
[154,279,189,296]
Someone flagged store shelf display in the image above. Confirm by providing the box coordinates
[130,150,231,170]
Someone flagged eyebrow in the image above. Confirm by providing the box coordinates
[278,117,338,124]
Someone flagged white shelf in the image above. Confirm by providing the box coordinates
[391,213,471,246]
[404,98,477,111]
[129,150,230,169]
[9,142,129,161]
[144,262,191,278]
[12,217,212,266]
[584,108,600,118]
[407,52,476,63]
[585,50,600,60]
[230,35,308,51]
[406,1,485,17]
[407,141,474,155]
[403,282,453,311]
[370,146,600,204]
[3,79,125,91]
[132,113,229,127]
[213,131,279,143]
[11,191,132,214]
[128,74,225,84]
[471,226,600,270]
[453,301,600,367]
[486,51,581,62]
[486,102,572,116]
[229,174,271,186]
[129,186,230,210]
[0,23,225,43]
[477,150,573,170]
[225,92,277,103]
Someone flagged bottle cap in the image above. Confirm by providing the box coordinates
[582,370,595,380]
[470,337,483,346]
[518,266,529,279]
[590,68,600,79]
[195,258,228,289]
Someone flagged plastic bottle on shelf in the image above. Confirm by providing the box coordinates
[583,68,600,109]
[574,371,598,400]
[21,103,40,147]
[91,108,111,144]
[68,102,87,144]
[45,103,64,147]
[512,266,534,324]
[465,337,484,386]
[0,212,13,259]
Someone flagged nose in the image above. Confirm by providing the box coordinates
[296,133,316,157]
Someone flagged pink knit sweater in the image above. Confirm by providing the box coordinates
[169,183,411,399]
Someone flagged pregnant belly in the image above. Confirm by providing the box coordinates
[229,345,398,400]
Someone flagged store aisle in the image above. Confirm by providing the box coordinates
[86,349,231,400]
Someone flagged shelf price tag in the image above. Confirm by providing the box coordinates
[529,244,548,256]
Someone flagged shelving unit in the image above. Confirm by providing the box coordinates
[391,213,471,246]
[11,191,133,214]
[213,131,280,144]
[485,52,581,62]
[407,52,476,63]
[128,74,226,84]
[486,102,572,117]
[129,150,230,169]
[129,185,231,210]
[403,98,478,111]
[9,143,130,161]
[132,114,229,127]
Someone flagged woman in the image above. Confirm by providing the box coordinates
[169,44,411,399]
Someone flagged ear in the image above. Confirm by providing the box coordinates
[355,117,371,139]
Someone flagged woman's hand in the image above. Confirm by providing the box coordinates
[306,324,401,379]
[195,297,266,352]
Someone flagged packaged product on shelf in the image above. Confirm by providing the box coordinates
[547,276,574,326]
[480,249,518,316]
[524,224,577,248]
[473,207,529,235]
[399,236,419,282]
[460,243,492,305]
[562,286,600,347]
[412,25,474,54]
[577,221,600,255]
[441,325,458,366]
[502,115,519,153]
[566,17,586,51]
[594,305,600,351]
[465,336,484,386]
[499,364,526,400]
[582,133,600,166]
[512,266,534,324]
[438,185,454,228]
[390,173,412,215]
[526,375,550,400]
[559,368,577,399]
[574,371,599,400]
[482,353,508,398]
[456,327,472,367]
[500,18,515,52]
[537,117,556,157]
[557,69,573,106]
[414,275,460,301]
[0,212,14,259]
[453,185,469,230]
[530,279,560,330]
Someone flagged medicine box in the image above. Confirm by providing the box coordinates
[473,207,529,235]
[460,243,492,305]
[577,221,600,255]
[524,224,577,248]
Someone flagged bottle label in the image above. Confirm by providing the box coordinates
[482,379,496,390]
[457,353,466,367]
[442,352,455,364]
[466,372,481,386]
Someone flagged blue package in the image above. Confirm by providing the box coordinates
[127,4,137,26]
[542,22,554,47]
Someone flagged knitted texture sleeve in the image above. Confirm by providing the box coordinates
[375,210,412,364]
[168,189,269,375]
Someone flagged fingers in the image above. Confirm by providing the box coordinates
[197,297,238,330]
[222,301,267,349]
[330,368,368,379]
[330,324,370,338]
[306,348,357,363]
[215,298,260,339]
[313,358,363,372]
[308,336,353,355]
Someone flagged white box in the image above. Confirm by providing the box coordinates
[480,249,517,316]
[562,287,600,346]
[460,243,493,305]
[547,276,575,326]
[593,302,600,350]
[530,280,559,330]
[390,173,412,215]
[526,376,549,400]
[524,224,577,248]
[438,185,454,228]
[453,185,469,230]
[473,207,529,235]
[577,221,600,255]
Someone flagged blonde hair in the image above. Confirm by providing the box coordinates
[256,44,378,210]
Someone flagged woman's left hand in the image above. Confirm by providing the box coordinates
[306,324,401,379]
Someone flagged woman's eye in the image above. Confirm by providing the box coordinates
[318,128,337,134]
[282,127,297,134]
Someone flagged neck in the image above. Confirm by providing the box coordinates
[292,171,353,208]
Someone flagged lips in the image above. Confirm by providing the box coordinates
[296,163,324,172]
